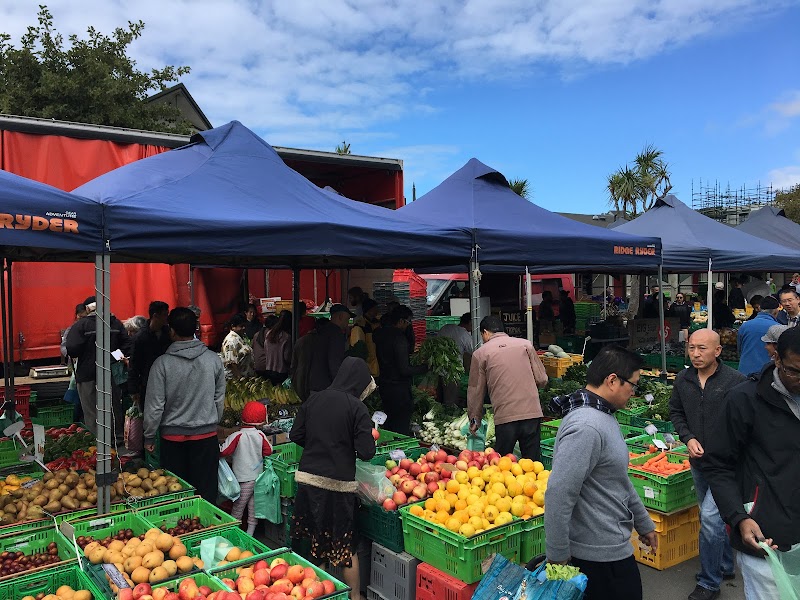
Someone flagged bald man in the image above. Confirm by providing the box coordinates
[670,329,748,600]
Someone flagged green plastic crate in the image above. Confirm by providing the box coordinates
[519,515,545,565]
[426,316,461,332]
[31,403,74,427]
[214,549,351,599]
[615,406,648,426]
[0,564,104,600]
[540,436,556,451]
[269,442,303,498]
[377,430,418,452]
[64,510,153,547]
[356,501,408,553]
[153,571,230,593]
[627,433,686,455]
[139,496,239,536]
[183,525,273,573]
[629,415,675,433]
[555,335,585,354]
[540,419,561,440]
[121,469,196,508]
[641,354,661,368]
[0,525,77,578]
[398,504,524,584]
[666,355,687,372]
[628,452,696,512]
[723,360,740,370]
[368,446,425,467]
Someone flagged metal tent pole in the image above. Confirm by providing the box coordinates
[526,267,534,345]
[658,264,667,373]
[706,259,714,330]
[95,253,113,513]
[0,259,12,416]
[469,246,481,348]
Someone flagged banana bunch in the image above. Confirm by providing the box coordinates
[225,377,300,409]
[271,386,301,406]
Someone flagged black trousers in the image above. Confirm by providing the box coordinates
[494,418,541,460]
[571,555,642,600]
[160,436,219,503]
[380,382,413,436]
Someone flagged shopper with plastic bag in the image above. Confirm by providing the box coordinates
[289,357,377,600]
[705,326,800,599]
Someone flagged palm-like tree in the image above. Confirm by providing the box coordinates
[509,178,531,199]
[607,145,672,217]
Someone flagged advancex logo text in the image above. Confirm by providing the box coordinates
[0,213,78,233]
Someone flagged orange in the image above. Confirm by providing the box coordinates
[518,458,535,473]
[532,461,544,474]
[490,482,507,497]
[454,471,469,484]
[511,463,523,476]
[409,505,424,517]
[467,503,483,518]
[468,516,483,529]
[471,477,485,490]
[446,493,459,508]
[484,505,499,522]
[436,511,450,524]
[459,523,476,537]
[494,497,512,514]
[523,481,538,497]
[497,457,513,472]
[446,479,460,494]
[424,498,437,511]
[454,499,468,512]
[445,517,461,532]
[532,491,545,507]
[435,499,450,513]
[466,466,481,480]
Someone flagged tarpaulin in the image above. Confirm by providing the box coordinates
[736,206,800,251]
[399,158,662,272]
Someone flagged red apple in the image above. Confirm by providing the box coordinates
[321,580,335,595]
[271,579,293,595]
[419,462,431,473]
[237,578,256,594]
[409,463,422,477]
[433,461,445,473]
[255,560,269,572]
[254,569,271,587]
[459,449,473,462]
[290,586,305,599]
[446,455,457,464]
[487,452,501,465]
[247,592,266,600]
[134,583,154,600]
[270,558,289,568]
[424,472,439,484]
[435,449,448,462]
[400,479,416,495]
[399,458,412,470]
[178,580,198,600]
[120,590,134,600]
[198,587,212,597]
[425,451,436,463]
[163,594,180,600]
[287,564,306,584]
[504,453,518,463]
[455,460,469,471]
[270,563,289,581]
[390,466,399,475]
[412,484,427,499]
[305,582,325,598]
[372,428,380,440]
[426,481,439,494]
[392,490,407,505]
[220,581,236,591]
[382,497,397,510]
[441,469,452,479]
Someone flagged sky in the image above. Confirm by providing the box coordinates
[2,1,799,214]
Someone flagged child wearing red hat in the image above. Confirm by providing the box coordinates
[220,401,273,535]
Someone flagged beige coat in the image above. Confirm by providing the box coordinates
[467,332,548,426]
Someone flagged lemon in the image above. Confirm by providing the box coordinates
[532,461,544,474]
[445,517,462,532]
[519,458,535,473]
[459,523,476,537]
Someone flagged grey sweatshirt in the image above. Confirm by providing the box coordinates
[544,406,654,562]
[144,340,225,444]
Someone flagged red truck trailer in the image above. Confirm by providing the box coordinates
[0,115,403,363]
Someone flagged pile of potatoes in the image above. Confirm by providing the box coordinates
[84,527,202,592]
[0,468,185,526]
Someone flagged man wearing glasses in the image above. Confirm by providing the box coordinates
[705,326,800,599]
[669,329,747,600]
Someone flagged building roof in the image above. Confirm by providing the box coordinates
[146,83,213,131]
[558,211,627,228]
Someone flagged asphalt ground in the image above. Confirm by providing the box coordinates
[640,555,746,600]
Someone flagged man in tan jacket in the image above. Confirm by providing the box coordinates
[468,315,548,459]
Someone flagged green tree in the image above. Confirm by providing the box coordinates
[335,140,351,155]
[607,144,672,218]
[508,178,531,199]
[0,6,192,133]
[775,184,800,223]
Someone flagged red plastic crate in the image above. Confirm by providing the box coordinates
[0,386,31,418]
[415,563,478,600]
[392,270,427,297]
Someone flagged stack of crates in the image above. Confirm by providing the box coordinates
[0,385,31,429]
[365,542,420,600]
[631,506,700,569]
[574,302,601,334]
[414,562,479,600]
[370,271,428,350]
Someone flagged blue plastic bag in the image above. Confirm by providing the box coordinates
[218,459,240,502]
[473,555,585,600]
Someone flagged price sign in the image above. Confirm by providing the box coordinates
[644,487,655,499]
[653,438,667,450]
[103,564,131,589]
[59,521,75,540]
[89,518,112,529]
[430,444,440,452]
[33,424,46,463]
[389,450,406,461]
[21,479,39,489]
[644,424,659,436]
[645,394,655,404]
[372,411,387,426]
[663,433,676,445]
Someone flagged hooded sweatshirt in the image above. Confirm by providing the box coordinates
[144,340,226,445]
[290,357,376,492]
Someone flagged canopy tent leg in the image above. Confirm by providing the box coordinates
[1,258,13,416]
[469,249,481,349]
[95,253,113,514]
[313,269,318,306]
[706,259,713,330]
[292,269,300,346]
[188,265,194,306]
[658,265,667,374]
[526,267,534,345]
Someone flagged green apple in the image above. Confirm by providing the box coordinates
[385,459,398,469]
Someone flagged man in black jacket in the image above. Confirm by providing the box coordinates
[669,329,746,600]
[307,304,350,394]
[375,307,426,435]
[129,301,171,410]
[65,296,131,441]
[668,292,692,331]
[705,327,800,599]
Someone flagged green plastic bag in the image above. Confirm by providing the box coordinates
[761,542,800,600]
[460,418,487,451]
[254,460,281,523]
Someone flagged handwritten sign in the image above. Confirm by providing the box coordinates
[628,318,679,347]
[500,310,527,339]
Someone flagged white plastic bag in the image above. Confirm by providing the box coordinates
[218,459,241,502]
[355,462,395,504]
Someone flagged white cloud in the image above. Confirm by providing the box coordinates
[768,165,800,190]
[0,0,792,150]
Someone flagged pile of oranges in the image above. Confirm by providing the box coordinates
[406,454,549,537]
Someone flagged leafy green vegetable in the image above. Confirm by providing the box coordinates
[546,563,583,581]
[563,363,587,384]
[630,379,672,420]
[412,337,465,385]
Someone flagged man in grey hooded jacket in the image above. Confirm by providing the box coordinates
[145,307,225,502]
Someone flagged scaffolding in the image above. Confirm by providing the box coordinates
[691,179,777,225]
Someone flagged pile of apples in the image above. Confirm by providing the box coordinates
[218,556,338,600]
[381,448,515,511]
[118,579,212,600]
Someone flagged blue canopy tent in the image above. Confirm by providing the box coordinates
[75,121,473,268]
[615,195,800,330]
[399,158,664,346]
[736,206,800,251]
[399,158,662,272]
